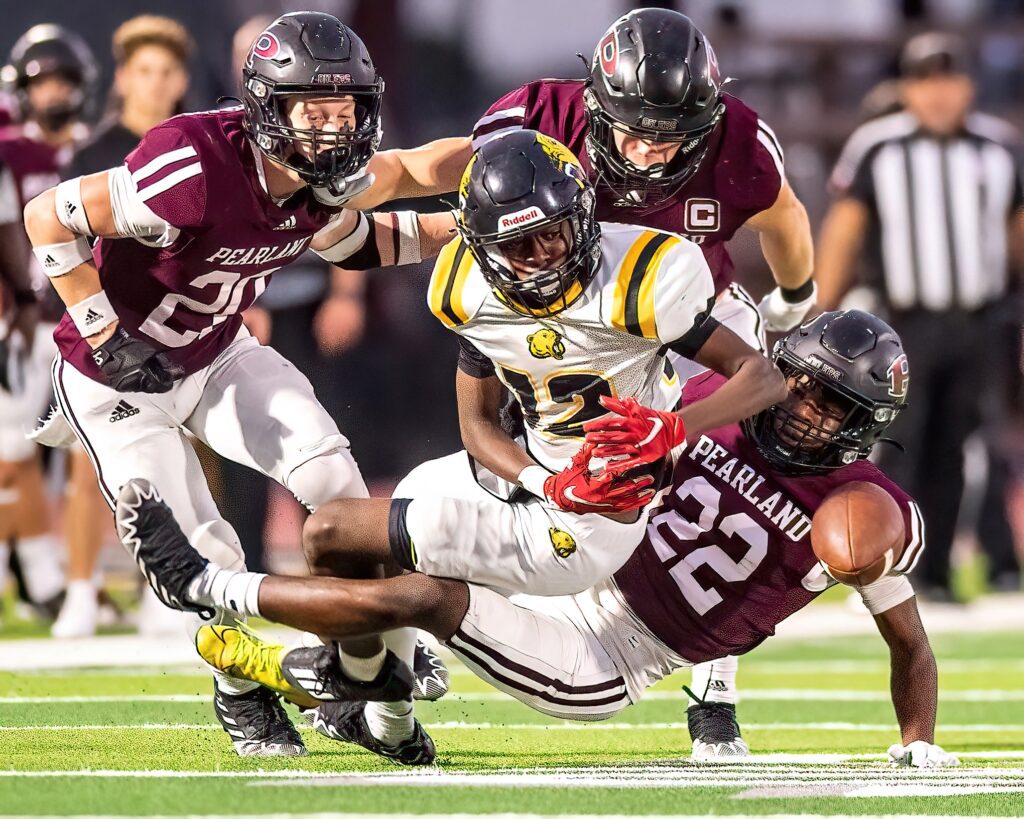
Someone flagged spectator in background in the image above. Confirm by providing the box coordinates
[52,16,193,637]
[0,25,96,628]
[816,32,1024,600]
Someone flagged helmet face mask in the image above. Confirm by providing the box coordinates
[742,311,909,476]
[241,12,384,188]
[469,204,599,317]
[584,9,725,207]
[585,88,724,206]
[457,131,601,318]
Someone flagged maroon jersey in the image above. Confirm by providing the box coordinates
[54,108,338,382]
[0,125,66,208]
[613,372,924,664]
[472,80,784,292]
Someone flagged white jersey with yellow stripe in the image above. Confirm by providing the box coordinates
[428,222,716,472]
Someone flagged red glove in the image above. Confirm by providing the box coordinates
[583,395,686,477]
[543,442,656,515]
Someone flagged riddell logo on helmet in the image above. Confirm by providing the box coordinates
[314,73,353,84]
[498,207,545,233]
[805,354,843,382]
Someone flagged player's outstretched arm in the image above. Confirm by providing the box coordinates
[745,180,817,332]
[349,137,473,210]
[683,324,788,437]
[310,208,456,270]
[874,597,938,745]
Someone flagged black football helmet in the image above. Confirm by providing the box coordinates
[743,310,910,475]
[241,12,383,188]
[457,130,601,317]
[584,9,725,206]
[1,24,97,130]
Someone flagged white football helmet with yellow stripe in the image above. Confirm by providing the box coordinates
[428,218,716,472]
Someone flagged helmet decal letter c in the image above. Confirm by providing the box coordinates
[598,32,618,78]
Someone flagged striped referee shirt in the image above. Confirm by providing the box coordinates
[831,111,1023,311]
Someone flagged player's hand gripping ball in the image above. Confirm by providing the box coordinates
[810,481,904,586]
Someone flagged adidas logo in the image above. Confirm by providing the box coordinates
[109,399,140,423]
[708,680,729,692]
[273,215,297,230]
[43,254,58,268]
[84,308,104,326]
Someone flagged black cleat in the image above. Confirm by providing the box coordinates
[115,479,212,616]
[412,639,450,701]
[213,682,307,757]
[282,643,414,703]
[307,700,436,766]
[687,701,749,761]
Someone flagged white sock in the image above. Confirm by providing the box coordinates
[363,627,418,744]
[14,535,65,602]
[339,644,386,682]
[187,565,265,618]
[215,671,261,697]
[64,578,98,605]
[689,655,739,706]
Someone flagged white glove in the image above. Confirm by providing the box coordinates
[757,282,817,333]
[887,740,960,768]
[311,170,375,208]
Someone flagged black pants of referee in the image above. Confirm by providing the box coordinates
[880,308,1019,594]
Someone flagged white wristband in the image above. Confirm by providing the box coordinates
[517,465,550,499]
[68,290,117,337]
[54,178,94,236]
[394,210,422,265]
[315,211,370,263]
[33,236,94,278]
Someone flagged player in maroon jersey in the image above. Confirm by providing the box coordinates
[116,310,959,769]
[0,25,97,626]
[22,11,464,758]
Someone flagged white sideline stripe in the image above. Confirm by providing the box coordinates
[138,163,201,202]
[13,816,1024,819]
[4,688,1024,704]
[2,721,1022,733]
[130,146,198,183]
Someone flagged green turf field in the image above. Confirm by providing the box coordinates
[0,627,1022,817]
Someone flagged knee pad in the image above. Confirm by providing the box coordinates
[190,519,245,571]
[286,445,368,511]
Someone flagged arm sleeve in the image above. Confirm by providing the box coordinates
[653,238,718,355]
[0,162,18,226]
[457,335,496,378]
[472,84,531,149]
[856,573,915,615]
[123,123,207,230]
[107,165,179,245]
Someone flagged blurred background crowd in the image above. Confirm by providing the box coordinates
[0,0,1022,638]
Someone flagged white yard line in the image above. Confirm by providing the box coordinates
[15,815,1022,819]
[1,721,1022,733]
[4,688,1023,705]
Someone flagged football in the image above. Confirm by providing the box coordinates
[810,481,905,587]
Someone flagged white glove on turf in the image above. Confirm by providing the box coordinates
[887,740,960,768]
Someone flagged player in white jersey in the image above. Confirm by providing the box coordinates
[137,130,784,765]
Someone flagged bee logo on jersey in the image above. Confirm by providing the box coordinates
[527,328,565,360]
[549,527,577,559]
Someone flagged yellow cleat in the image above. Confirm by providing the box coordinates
[195,624,320,708]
